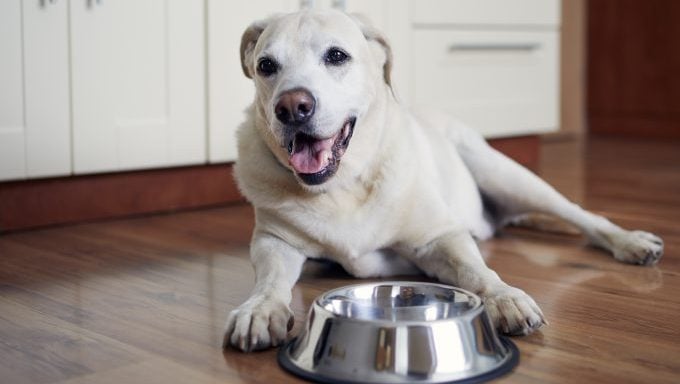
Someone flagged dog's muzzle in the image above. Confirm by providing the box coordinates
[286,117,356,185]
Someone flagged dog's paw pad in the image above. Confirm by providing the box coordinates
[613,230,664,266]
[223,297,294,352]
[483,286,546,336]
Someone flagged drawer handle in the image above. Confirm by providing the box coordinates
[448,43,541,53]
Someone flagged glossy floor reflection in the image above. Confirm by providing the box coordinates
[0,136,679,383]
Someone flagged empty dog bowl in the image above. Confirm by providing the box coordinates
[278,282,518,384]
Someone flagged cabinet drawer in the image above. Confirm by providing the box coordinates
[412,29,558,137]
[412,0,560,27]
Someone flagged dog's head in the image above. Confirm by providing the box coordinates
[240,10,393,188]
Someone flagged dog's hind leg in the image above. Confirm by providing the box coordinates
[452,123,663,265]
[507,213,581,236]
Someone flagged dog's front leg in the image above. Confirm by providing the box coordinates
[410,230,546,335]
[223,231,306,352]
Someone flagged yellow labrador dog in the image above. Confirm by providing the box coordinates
[224,10,663,351]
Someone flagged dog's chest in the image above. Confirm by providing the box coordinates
[284,188,403,259]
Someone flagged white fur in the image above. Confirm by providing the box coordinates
[223,10,664,351]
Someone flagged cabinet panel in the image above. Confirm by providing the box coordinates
[24,0,71,178]
[71,0,205,174]
[0,1,71,182]
[166,1,206,166]
[412,0,560,27]
[0,0,26,181]
[207,0,295,163]
[413,29,559,137]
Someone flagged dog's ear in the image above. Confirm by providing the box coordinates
[240,19,269,79]
[351,14,394,87]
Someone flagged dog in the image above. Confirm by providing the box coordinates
[223,9,664,352]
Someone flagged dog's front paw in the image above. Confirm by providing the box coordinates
[483,286,546,336]
[223,295,294,352]
[612,230,663,266]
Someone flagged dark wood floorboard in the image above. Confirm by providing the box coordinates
[1,136,679,383]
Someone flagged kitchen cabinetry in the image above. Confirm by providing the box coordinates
[0,0,70,181]
[71,0,205,173]
[409,0,560,137]
[1,0,560,181]
[0,0,205,181]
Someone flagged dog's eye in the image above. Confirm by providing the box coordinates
[257,57,278,77]
[324,47,350,66]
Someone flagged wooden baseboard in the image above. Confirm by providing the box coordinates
[0,164,242,232]
[488,135,540,172]
[0,135,538,232]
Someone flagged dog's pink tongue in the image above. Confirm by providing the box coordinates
[289,136,334,174]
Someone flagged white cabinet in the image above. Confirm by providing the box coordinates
[412,29,559,137]
[412,0,560,26]
[0,0,70,181]
[0,0,205,181]
[71,0,205,173]
[0,1,25,181]
[409,0,561,137]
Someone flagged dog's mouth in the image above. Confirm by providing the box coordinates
[286,117,356,185]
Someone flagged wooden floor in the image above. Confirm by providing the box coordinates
[1,136,679,384]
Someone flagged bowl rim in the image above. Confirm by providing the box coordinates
[313,281,485,326]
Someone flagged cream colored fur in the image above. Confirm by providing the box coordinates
[223,10,663,352]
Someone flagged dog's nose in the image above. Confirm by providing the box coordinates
[275,89,316,125]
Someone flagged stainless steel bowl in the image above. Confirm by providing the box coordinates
[278,282,518,384]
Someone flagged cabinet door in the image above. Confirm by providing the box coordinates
[0,0,70,181]
[207,0,296,163]
[412,29,559,137]
[24,0,71,178]
[71,0,205,174]
[412,0,560,27]
[0,1,25,181]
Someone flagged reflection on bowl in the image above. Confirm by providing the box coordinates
[278,282,518,384]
